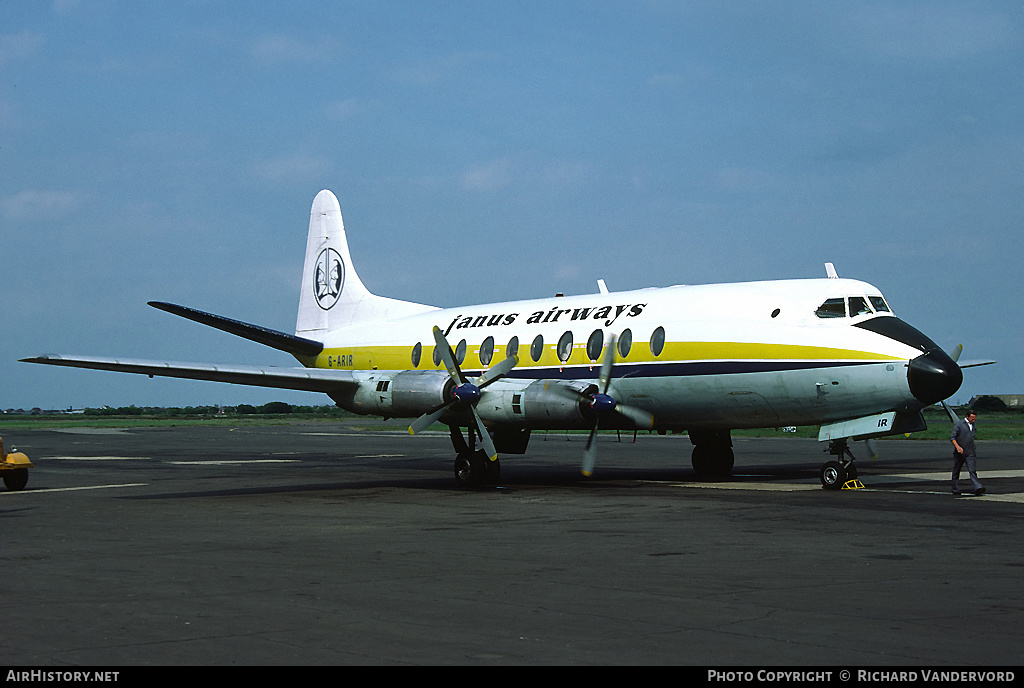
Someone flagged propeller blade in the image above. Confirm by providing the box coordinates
[614,403,655,430]
[582,420,599,477]
[432,326,465,384]
[543,380,589,403]
[948,342,995,369]
[599,334,617,394]
[476,354,518,388]
[941,400,960,424]
[471,408,498,461]
[409,401,453,435]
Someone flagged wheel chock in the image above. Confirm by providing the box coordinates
[841,479,865,490]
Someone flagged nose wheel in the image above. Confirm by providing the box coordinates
[820,439,858,490]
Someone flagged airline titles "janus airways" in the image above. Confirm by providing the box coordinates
[443,302,647,336]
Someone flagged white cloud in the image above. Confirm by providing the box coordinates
[248,33,338,66]
[459,155,595,193]
[51,0,82,15]
[842,5,1016,62]
[460,157,514,192]
[711,167,780,194]
[646,65,713,90]
[324,98,371,121]
[0,30,43,67]
[1,190,85,220]
[391,51,495,86]
[250,153,333,184]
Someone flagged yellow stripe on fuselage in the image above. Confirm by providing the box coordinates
[310,341,903,372]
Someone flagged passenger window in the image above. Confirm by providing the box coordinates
[432,345,442,366]
[479,336,494,367]
[455,339,467,365]
[849,296,871,316]
[411,342,422,368]
[650,326,665,357]
[869,296,890,313]
[557,331,573,363]
[586,329,604,361]
[618,328,632,358]
[506,336,519,360]
[815,298,846,318]
[530,334,544,362]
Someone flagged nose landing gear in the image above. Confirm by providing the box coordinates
[821,439,860,490]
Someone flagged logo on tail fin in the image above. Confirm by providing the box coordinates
[314,248,344,310]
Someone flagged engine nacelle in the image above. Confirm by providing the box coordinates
[334,370,455,417]
[521,380,596,428]
[475,379,598,430]
[336,373,618,433]
[390,370,457,416]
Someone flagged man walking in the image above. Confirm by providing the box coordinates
[951,410,985,496]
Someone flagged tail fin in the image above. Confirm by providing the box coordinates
[296,190,437,336]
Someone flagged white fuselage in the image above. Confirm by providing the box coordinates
[316,277,925,431]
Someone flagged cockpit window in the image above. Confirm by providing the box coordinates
[817,295,892,319]
[848,296,872,316]
[869,296,890,313]
[815,298,846,318]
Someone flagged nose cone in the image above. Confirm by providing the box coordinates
[908,349,963,405]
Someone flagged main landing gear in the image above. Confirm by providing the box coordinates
[820,439,859,490]
[689,429,734,481]
[450,425,500,487]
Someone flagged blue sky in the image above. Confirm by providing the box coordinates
[2,1,1021,410]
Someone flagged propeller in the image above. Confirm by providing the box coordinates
[546,334,654,476]
[408,327,518,461]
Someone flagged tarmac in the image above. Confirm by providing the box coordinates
[1,423,1022,666]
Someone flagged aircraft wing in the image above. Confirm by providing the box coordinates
[20,355,357,394]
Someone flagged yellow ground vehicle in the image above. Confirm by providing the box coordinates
[1,435,32,491]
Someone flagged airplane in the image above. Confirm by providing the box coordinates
[22,189,994,489]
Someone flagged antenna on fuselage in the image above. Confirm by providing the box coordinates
[824,263,839,279]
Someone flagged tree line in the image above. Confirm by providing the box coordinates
[80,403,348,417]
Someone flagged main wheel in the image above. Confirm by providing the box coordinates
[482,454,501,485]
[820,461,847,490]
[3,468,28,491]
[454,453,474,485]
[454,451,488,486]
[691,445,734,480]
